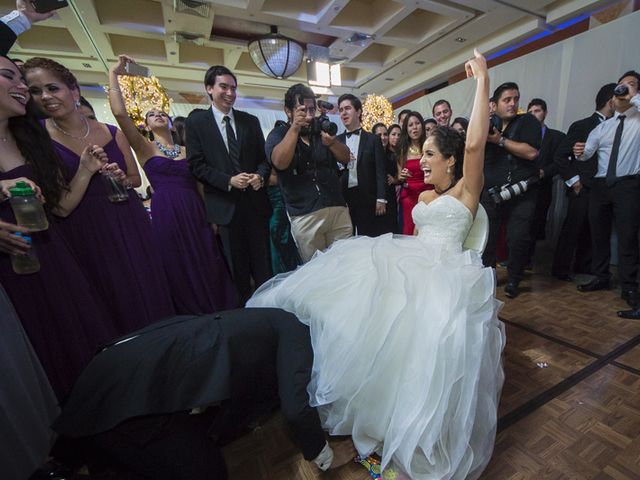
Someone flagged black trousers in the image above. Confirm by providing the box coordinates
[481,187,538,283]
[218,194,272,304]
[588,177,640,290]
[345,187,390,237]
[551,186,592,277]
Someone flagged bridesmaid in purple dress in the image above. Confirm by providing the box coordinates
[24,57,175,332]
[0,55,116,398]
[108,54,237,313]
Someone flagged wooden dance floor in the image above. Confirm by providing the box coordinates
[223,268,640,479]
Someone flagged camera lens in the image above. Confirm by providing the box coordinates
[614,84,629,97]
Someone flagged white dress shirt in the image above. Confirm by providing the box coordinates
[579,95,640,178]
[211,104,235,153]
[345,130,361,188]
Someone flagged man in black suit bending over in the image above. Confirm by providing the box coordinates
[337,94,389,236]
[187,66,272,304]
[51,309,356,479]
[551,83,615,281]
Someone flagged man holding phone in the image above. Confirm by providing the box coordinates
[187,66,272,304]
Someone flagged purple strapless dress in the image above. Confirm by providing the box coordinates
[144,156,237,313]
[0,165,117,399]
[52,124,175,332]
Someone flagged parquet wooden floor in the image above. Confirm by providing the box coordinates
[222,270,640,479]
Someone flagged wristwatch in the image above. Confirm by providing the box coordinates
[498,136,506,148]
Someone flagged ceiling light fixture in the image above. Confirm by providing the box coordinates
[455,37,467,43]
[248,26,304,79]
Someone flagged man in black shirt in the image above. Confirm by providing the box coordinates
[481,82,542,298]
[266,84,352,262]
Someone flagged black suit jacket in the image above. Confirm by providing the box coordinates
[554,113,601,188]
[337,130,386,205]
[186,108,271,225]
[0,21,17,55]
[536,127,565,182]
[53,308,312,437]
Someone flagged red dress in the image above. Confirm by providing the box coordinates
[399,156,433,234]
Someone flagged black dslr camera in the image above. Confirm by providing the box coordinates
[489,113,502,133]
[487,175,539,204]
[297,95,337,136]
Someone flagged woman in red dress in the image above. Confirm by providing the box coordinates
[397,112,433,234]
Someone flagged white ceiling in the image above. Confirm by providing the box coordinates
[2,0,620,106]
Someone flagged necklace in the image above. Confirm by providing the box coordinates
[50,116,90,140]
[408,144,421,157]
[434,179,458,195]
[154,140,181,159]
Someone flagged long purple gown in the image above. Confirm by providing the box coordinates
[0,165,117,399]
[52,124,175,332]
[144,156,237,313]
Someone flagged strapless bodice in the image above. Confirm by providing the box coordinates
[412,195,473,246]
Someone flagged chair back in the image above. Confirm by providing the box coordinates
[462,204,489,253]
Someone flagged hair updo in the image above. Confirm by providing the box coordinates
[429,126,465,181]
[23,57,79,91]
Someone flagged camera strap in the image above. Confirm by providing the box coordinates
[504,114,524,183]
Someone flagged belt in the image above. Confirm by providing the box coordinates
[593,174,639,183]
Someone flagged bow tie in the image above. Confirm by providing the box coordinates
[346,129,361,138]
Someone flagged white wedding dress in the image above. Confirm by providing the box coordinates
[247,195,505,479]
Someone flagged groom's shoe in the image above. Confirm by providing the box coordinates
[504,281,519,299]
[617,308,640,320]
[577,278,610,292]
[621,289,639,309]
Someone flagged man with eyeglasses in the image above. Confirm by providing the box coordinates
[266,83,352,262]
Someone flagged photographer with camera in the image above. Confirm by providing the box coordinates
[481,82,542,298]
[267,84,352,263]
[573,71,640,318]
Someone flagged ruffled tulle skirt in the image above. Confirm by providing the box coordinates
[247,233,505,479]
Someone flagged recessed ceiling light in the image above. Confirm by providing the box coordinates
[82,63,91,68]
[455,37,467,43]
[385,77,394,81]
[414,60,426,65]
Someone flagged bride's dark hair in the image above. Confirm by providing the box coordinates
[429,126,465,181]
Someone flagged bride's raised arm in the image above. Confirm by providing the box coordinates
[461,49,490,202]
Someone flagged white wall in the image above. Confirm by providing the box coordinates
[397,10,640,131]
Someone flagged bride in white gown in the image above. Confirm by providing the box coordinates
[247,50,505,480]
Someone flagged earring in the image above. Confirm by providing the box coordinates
[447,166,452,174]
[75,100,81,108]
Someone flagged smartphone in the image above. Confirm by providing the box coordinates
[33,0,69,14]
[125,62,150,77]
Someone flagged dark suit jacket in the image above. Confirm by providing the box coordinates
[337,130,386,205]
[53,308,311,437]
[554,113,601,188]
[186,108,271,225]
[537,127,565,182]
[0,21,17,55]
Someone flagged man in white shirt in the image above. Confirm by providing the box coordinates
[574,71,640,313]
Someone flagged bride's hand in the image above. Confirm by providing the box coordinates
[464,49,487,79]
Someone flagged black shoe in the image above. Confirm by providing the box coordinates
[504,281,519,298]
[577,278,611,292]
[621,289,639,309]
[553,274,573,282]
[617,308,640,320]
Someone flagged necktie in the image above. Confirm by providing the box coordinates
[346,128,361,138]
[223,115,242,173]
[605,115,626,187]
